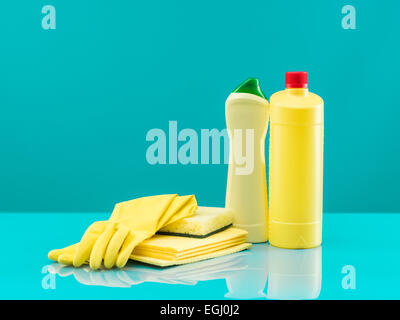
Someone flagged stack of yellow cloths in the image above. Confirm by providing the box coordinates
[131,227,251,267]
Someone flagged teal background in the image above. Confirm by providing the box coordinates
[0,0,399,213]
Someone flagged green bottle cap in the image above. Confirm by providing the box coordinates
[232,78,266,99]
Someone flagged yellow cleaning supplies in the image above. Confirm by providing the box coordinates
[269,72,324,249]
[158,206,233,238]
[131,227,251,267]
[48,194,197,269]
[225,78,269,243]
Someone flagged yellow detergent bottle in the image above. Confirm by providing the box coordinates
[269,72,324,249]
[225,78,269,243]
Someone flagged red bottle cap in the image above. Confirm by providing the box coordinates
[285,72,308,89]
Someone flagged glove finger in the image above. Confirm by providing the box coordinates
[48,243,78,262]
[48,249,64,262]
[104,225,130,269]
[73,221,108,267]
[58,253,74,265]
[89,222,116,270]
[115,232,146,269]
[114,232,135,268]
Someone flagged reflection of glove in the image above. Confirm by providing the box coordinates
[48,263,137,287]
[49,263,196,287]
[47,250,250,288]
[48,194,197,269]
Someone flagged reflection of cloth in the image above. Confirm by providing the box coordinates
[48,250,250,288]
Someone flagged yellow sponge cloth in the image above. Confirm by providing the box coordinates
[130,227,251,267]
[158,206,233,238]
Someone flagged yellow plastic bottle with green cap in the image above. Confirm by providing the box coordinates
[225,78,269,243]
[269,72,324,249]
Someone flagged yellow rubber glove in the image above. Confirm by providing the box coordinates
[48,194,197,269]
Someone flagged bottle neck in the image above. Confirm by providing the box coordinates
[285,88,309,95]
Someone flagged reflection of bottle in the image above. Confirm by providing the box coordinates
[269,72,324,249]
[224,244,268,299]
[266,246,322,300]
[225,78,269,243]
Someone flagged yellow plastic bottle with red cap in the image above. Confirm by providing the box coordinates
[268,72,324,249]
